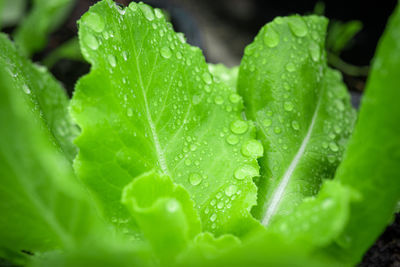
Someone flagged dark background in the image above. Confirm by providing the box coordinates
[3,0,400,266]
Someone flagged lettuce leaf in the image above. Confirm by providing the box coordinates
[71,0,261,236]
[238,15,356,225]
[0,42,99,261]
[13,0,75,56]
[0,34,78,162]
[325,3,400,264]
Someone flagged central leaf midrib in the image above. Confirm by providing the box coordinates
[131,30,170,177]
[261,93,322,226]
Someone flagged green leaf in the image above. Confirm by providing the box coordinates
[71,0,261,236]
[0,49,100,260]
[238,15,356,225]
[0,0,27,29]
[0,34,78,162]
[122,171,201,263]
[176,232,241,265]
[326,3,400,264]
[208,63,239,91]
[42,37,84,68]
[269,180,360,247]
[326,20,363,55]
[13,0,75,56]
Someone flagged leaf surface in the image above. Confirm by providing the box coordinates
[0,46,100,259]
[13,0,75,56]
[238,15,356,225]
[0,34,78,161]
[122,171,201,263]
[327,3,400,264]
[72,0,260,236]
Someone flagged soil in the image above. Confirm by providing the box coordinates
[1,0,399,266]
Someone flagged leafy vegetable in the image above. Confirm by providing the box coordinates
[71,0,261,236]
[238,15,356,225]
[0,34,78,161]
[0,36,98,260]
[0,0,399,266]
[13,0,75,56]
[326,3,400,264]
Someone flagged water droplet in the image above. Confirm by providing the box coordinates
[234,164,258,180]
[127,108,133,117]
[85,12,105,33]
[160,46,172,58]
[286,62,295,72]
[210,213,217,222]
[122,51,128,61]
[129,3,138,12]
[225,185,238,196]
[274,126,282,134]
[263,26,280,48]
[217,202,224,209]
[154,8,163,19]
[308,42,320,62]
[226,134,239,145]
[284,101,294,111]
[329,142,339,152]
[189,173,202,186]
[229,93,241,103]
[214,95,224,105]
[262,118,272,127]
[288,17,308,37]
[176,51,182,59]
[230,120,248,134]
[189,144,197,151]
[139,4,155,21]
[108,55,116,67]
[202,72,212,84]
[22,84,31,94]
[84,34,99,50]
[184,159,192,166]
[291,120,300,130]
[241,140,264,158]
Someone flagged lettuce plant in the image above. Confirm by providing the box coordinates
[0,0,399,266]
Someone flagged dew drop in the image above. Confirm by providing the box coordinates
[225,185,238,196]
[202,72,212,84]
[22,84,31,94]
[263,26,280,48]
[217,202,224,209]
[189,173,202,186]
[234,164,258,180]
[214,95,224,105]
[229,93,241,104]
[329,142,339,152]
[127,108,133,117]
[160,46,172,59]
[284,101,294,111]
[84,34,99,50]
[210,213,217,222]
[226,134,239,145]
[154,8,164,19]
[122,51,128,61]
[241,140,264,158]
[288,17,308,37]
[85,12,105,33]
[176,51,183,59]
[139,4,155,21]
[308,42,320,62]
[262,118,272,127]
[108,55,117,67]
[230,120,248,134]
[184,159,192,166]
[274,126,282,134]
[291,120,300,130]
[286,62,295,72]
